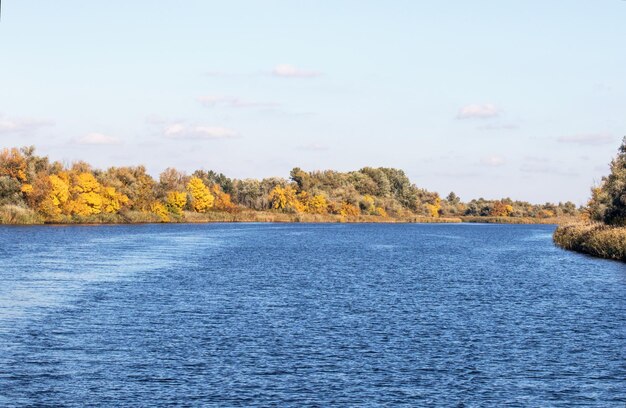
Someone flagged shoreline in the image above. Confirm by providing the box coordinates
[553,223,626,262]
[0,210,576,226]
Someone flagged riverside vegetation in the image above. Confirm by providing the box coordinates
[554,138,626,261]
[0,146,580,225]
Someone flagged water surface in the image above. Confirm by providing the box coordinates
[0,223,624,406]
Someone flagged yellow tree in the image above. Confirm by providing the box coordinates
[426,196,441,218]
[37,173,71,219]
[101,186,129,214]
[270,186,304,212]
[340,202,360,217]
[269,186,288,210]
[375,207,388,217]
[307,194,328,214]
[0,148,27,182]
[490,201,513,217]
[186,177,214,212]
[69,172,103,216]
[150,201,170,222]
[166,191,187,216]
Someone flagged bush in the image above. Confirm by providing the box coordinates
[0,205,42,224]
[553,223,626,261]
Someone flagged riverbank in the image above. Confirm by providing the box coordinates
[0,204,580,225]
[553,223,626,262]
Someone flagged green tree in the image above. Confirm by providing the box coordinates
[599,137,626,225]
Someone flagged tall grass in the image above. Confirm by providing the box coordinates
[553,223,626,262]
[462,216,577,225]
[183,211,463,224]
[0,205,43,224]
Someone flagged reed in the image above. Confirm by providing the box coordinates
[0,205,43,225]
[553,223,626,262]
[461,216,577,225]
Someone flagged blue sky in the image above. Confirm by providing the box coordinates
[1,1,624,204]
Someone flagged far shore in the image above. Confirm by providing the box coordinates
[0,208,578,226]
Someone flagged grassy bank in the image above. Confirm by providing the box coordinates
[461,216,577,225]
[2,206,583,225]
[553,223,626,262]
[0,206,464,225]
[0,205,43,225]
[109,210,464,224]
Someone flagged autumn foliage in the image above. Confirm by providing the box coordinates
[0,146,581,224]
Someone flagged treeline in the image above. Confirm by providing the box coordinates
[0,146,579,224]
[554,137,626,261]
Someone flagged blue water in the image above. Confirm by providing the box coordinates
[0,223,624,406]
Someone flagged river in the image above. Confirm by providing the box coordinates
[0,223,624,406]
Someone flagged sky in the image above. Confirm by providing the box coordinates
[0,1,625,204]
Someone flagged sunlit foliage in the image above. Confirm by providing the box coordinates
[211,185,236,212]
[166,191,188,216]
[0,148,27,182]
[150,201,170,222]
[340,202,360,217]
[490,201,514,217]
[187,177,214,213]
[0,146,583,224]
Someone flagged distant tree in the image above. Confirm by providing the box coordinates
[166,191,187,216]
[290,167,311,191]
[159,168,188,197]
[192,170,233,194]
[68,173,100,215]
[102,166,156,211]
[0,148,27,182]
[186,177,214,213]
[596,137,626,225]
[446,192,460,204]
[211,184,236,212]
[269,186,303,213]
[38,173,70,218]
[305,194,328,214]
[339,202,360,217]
[490,201,513,217]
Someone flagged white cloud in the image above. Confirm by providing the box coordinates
[0,115,53,134]
[557,133,613,146]
[480,155,505,167]
[164,123,239,140]
[457,104,499,119]
[74,132,120,145]
[198,95,278,109]
[271,64,321,78]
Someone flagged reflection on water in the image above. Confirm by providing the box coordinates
[0,223,624,406]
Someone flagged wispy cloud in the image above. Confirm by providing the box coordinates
[457,104,499,119]
[198,95,279,109]
[480,155,505,167]
[0,114,53,134]
[557,133,613,146]
[164,123,239,140]
[74,132,120,145]
[271,64,321,78]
